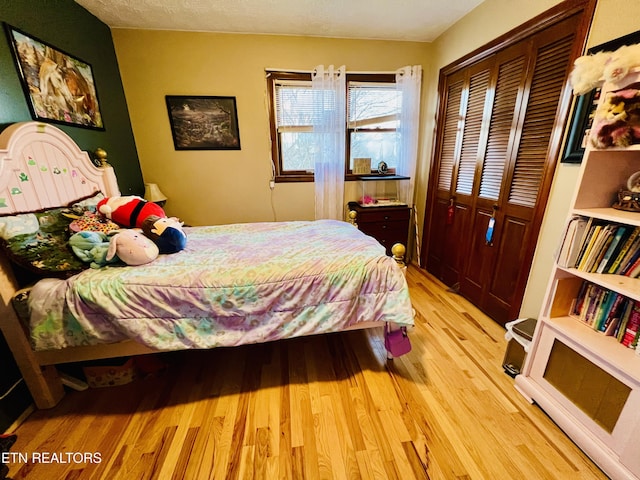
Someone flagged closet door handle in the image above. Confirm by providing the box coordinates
[486,205,498,245]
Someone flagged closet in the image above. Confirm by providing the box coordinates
[422,1,595,325]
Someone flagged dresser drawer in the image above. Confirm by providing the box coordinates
[347,202,411,256]
[354,207,410,224]
[359,222,408,249]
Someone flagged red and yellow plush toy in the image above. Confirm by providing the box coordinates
[97,195,166,229]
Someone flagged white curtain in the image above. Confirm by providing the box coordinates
[395,65,422,205]
[312,65,346,220]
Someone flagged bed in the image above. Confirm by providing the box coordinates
[0,121,414,409]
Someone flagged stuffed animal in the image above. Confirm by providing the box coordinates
[141,215,187,253]
[570,44,640,96]
[69,231,119,269]
[591,82,640,148]
[68,211,120,234]
[570,51,609,95]
[97,196,166,229]
[106,229,159,266]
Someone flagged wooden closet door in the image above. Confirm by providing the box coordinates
[424,12,584,325]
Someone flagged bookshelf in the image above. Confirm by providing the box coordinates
[515,73,640,480]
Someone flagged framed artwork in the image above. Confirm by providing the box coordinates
[562,29,640,163]
[165,95,241,150]
[4,24,104,130]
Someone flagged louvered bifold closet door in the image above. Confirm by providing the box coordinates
[479,17,578,323]
[459,45,528,309]
[426,74,466,285]
[425,11,582,325]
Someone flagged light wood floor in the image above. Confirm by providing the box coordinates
[6,266,608,479]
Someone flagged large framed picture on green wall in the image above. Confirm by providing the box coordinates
[4,24,104,130]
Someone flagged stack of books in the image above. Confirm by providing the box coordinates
[557,216,640,276]
[571,281,640,348]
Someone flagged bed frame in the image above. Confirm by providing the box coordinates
[0,122,407,409]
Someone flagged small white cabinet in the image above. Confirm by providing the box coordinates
[515,72,640,480]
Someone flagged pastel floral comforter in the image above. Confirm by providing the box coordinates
[28,220,414,351]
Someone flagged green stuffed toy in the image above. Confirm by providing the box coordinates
[69,231,120,269]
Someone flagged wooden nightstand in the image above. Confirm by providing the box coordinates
[347,201,411,256]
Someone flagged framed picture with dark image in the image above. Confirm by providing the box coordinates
[165,95,241,150]
[4,24,104,130]
[562,29,640,163]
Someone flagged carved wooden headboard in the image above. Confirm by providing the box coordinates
[0,122,123,408]
[0,122,120,214]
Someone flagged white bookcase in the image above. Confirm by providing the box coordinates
[515,73,640,480]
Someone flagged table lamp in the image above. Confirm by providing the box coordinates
[144,183,168,207]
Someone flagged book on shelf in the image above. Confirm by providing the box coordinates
[621,302,640,347]
[600,292,628,333]
[625,253,640,278]
[580,284,605,327]
[576,223,605,270]
[571,280,591,316]
[596,225,630,273]
[572,218,597,268]
[608,226,640,274]
[571,280,640,345]
[557,216,589,268]
[617,234,640,275]
[631,327,640,350]
[585,225,616,273]
[616,300,634,341]
[592,290,614,331]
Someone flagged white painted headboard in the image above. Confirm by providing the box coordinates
[0,122,120,214]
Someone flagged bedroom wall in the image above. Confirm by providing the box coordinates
[110,30,430,226]
[0,0,143,197]
[424,0,640,320]
[519,0,640,318]
[0,0,144,426]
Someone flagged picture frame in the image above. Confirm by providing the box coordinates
[4,24,104,130]
[165,95,241,150]
[562,29,640,163]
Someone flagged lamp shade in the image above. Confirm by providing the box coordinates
[144,183,167,203]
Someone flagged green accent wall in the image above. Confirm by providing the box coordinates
[0,0,143,196]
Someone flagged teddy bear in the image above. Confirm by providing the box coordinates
[106,229,159,266]
[141,215,187,253]
[97,196,166,229]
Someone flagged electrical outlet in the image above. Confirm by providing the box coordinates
[269,180,275,190]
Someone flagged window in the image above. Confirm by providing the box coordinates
[267,71,399,182]
[347,74,400,175]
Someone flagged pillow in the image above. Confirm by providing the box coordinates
[66,191,105,216]
[0,207,88,278]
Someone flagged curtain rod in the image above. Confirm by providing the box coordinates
[265,67,398,75]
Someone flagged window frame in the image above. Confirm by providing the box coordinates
[345,73,397,181]
[266,71,397,183]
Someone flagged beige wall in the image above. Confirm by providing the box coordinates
[520,0,640,318]
[426,0,640,319]
[111,30,429,226]
[113,0,640,321]
[415,0,563,270]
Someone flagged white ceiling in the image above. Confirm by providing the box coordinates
[75,0,485,43]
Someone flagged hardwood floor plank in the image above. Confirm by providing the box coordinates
[5,266,608,480]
